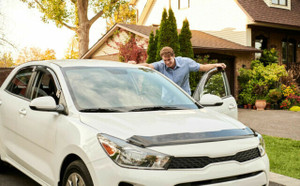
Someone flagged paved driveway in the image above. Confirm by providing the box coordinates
[0,165,39,186]
[238,109,300,140]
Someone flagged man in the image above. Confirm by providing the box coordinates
[129,46,226,95]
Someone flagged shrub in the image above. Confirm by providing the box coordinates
[267,89,282,104]
[189,55,218,94]
[259,48,278,66]
[290,106,300,112]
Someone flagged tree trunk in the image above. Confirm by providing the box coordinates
[77,0,90,58]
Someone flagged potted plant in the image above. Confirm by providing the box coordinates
[254,84,268,110]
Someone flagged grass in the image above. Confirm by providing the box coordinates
[263,135,300,179]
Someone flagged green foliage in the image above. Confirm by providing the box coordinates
[189,55,218,94]
[260,48,278,66]
[238,56,287,104]
[105,2,136,31]
[146,31,157,63]
[167,8,180,56]
[267,89,282,104]
[156,8,168,61]
[155,8,180,60]
[179,19,193,59]
[263,135,300,179]
[203,73,225,97]
[20,0,132,55]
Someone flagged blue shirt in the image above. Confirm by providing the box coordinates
[152,57,200,95]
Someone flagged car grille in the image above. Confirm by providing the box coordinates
[175,171,264,186]
[168,147,260,169]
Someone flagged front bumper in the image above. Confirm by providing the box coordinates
[88,154,269,186]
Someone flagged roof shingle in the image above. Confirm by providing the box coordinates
[237,0,300,28]
[119,24,259,52]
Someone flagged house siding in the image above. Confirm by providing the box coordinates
[139,0,249,46]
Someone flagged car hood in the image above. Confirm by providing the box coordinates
[79,108,247,142]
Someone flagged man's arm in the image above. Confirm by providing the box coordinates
[128,61,154,69]
[199,63,226,72]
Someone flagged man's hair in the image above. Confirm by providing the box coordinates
[160,46,175,57]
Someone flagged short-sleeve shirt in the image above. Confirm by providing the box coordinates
[152,57,200,95]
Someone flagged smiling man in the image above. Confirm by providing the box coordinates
[129,46,226,95]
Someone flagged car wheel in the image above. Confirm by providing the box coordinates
[62,160,93,186]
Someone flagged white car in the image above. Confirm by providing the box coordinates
[0,60,269,186]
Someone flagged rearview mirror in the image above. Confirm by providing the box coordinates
[30,96,65,114]
[200,94,223,106]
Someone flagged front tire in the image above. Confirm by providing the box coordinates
[62,160,93,186]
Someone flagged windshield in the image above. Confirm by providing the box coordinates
[63,67,199,112]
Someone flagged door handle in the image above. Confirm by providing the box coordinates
[19,108,27,115]
[0,100,2,106]
[228,103,235,109]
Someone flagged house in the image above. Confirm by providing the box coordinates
[131,0,300,66]
[82,0,300,96]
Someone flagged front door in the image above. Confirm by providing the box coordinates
[192,68,238,119]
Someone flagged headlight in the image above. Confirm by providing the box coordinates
[97,133,171,170]
[256,133,266,156]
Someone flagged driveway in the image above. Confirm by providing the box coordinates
[238,109,300,140]
[0,165,39,186]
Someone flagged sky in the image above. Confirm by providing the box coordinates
[0,0,107,59]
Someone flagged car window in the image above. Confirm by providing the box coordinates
[30,70,59,104]
[6,68,34,98]
[203,72,226,98]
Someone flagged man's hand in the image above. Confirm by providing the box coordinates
[215,63,226,69]
[199,63,226,72]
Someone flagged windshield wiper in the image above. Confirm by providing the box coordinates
[129,106,186,112]
[79,108,122,112]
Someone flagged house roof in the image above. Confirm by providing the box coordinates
[82,23,259,59]
[237,0,300,29]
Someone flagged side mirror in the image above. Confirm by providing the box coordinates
[30,96,65,114]
[200,94,223,106]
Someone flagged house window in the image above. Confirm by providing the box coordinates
[255,35,268,59]
[272,0,287,6]
[178,0,190,9]
[282,39,296,65]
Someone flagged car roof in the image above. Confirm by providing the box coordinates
[22,59,144,68]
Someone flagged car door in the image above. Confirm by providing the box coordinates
[13,66,63,183]
[0,67,35,160]
[192,68,238,119]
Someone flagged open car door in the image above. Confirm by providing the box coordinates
[192,68,238,119]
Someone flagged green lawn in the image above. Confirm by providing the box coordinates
[263,135,300,179]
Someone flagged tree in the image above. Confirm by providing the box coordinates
[107,31,147,63]
[179,19,193,58]
[0,13,15,49]
[156,8,180,60]
[167,8,180,56]
[20,0,131,57]
[65,35,79,59]
[16,47,56,64]
[118,34,147,63]
[0,52,15,67]
[156,8,168,60]
[106,3,136,31]
[146,31,157,63]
